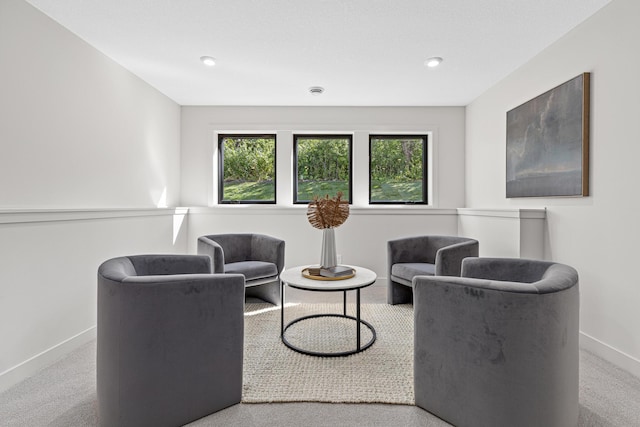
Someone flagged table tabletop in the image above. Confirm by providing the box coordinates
[280,265,377,291]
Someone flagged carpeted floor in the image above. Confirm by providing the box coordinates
[2,302,640,426]
[243,303,413,404]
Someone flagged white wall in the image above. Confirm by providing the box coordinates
[0,210,188,392]
[0,0,181,209]
[180,106,466,208]
[180,106,467,280]
[465,0,640,376]
[457,208,545,259]
[0,0,184,391]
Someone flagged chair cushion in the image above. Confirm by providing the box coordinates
[391,263,436,282]
[225,261,278,282]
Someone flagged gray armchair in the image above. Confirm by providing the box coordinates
[387,235,479,304]
[97,254,245,427]
[413,257,579,427]
[198,233,285,305]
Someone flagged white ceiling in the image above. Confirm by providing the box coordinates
[25,0,611,106]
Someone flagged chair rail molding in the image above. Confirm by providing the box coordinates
[0,207,187,224]
[456,207,546,219]
[188,206,457,216]
[457,207,546,259]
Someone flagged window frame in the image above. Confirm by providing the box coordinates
[368,134,428,205]
[217,133,277,205]
[293,134,353,204]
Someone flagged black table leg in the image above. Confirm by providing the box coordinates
[280,280,284,337]
[279,273,376,357]
[357,288,361,350]
[343,290,347,315]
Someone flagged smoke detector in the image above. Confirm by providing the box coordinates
[309,86,325,96]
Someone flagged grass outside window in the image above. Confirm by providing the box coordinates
[218,134,276,204]
[369,135,428,204]
[294,135,352,204]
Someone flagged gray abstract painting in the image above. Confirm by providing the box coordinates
[506,73,589,198]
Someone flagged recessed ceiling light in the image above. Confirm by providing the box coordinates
[424,57,443,68]
[309,86,325,96]
[200,56,216,67]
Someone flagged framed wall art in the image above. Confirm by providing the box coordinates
[506,73,590,198]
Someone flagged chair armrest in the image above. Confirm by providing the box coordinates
[435,240,479,276]
[250,235,285,274]
[197,237,225,273]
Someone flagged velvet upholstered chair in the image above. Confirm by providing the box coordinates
[413,257,580,427]
[197,233,285,305]
[97,254,245,427]
[387,235,479,304]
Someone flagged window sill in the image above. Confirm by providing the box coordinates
[189,205,456,216]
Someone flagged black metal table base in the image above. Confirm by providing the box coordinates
[280,284,377,357]
[281,313,376,357]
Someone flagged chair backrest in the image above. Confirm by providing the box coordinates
[388,235,478,264]
[96,255,244,427]
[204,234,254,263]
[199,233,285,269]
[461,257,578,294]
[413,258,579,427]
[127,254,212,276]
[98,255,212,281]
[426,235,476,263]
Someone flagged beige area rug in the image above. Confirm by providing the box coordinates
[242,303,415,405]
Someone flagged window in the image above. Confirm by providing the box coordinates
[293,135,352,204]
[218,134,276,204]
[369,135,427,204]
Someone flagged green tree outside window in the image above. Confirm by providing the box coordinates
[294,135,352,203]
[219,134,276,203]
[370,135,427,204]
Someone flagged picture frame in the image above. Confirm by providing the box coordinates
[506,73,590,198]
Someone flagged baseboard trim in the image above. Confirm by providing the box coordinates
[0,326,96,393]
[580,331,640,379]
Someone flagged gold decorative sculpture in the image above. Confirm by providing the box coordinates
[306,191,350,229]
